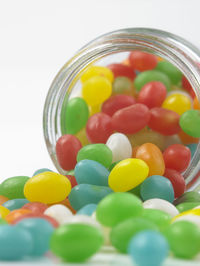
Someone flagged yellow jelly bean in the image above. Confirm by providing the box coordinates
[89,104,101,116]
[81,66,114,83]
[172,209,200,222]
[82,76,112,106]
[0,206,10,219]
[108,158,149,192]
[76,128,90,146]
[24,172,71,204]
[162,92,192,115]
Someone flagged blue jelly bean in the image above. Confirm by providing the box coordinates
[2,199,29,211]
[140,175,174,203]
[17,218,54,257]
[68,184,113,211]
[128,230,169,266]
[74,159,109,186]
[77,204,97,216]
[0,225,32,260]
[32,168,52,176]
[186,143,197,158]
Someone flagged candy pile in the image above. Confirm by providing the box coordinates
[1,51,200,265]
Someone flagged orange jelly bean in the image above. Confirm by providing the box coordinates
[193,96,200,110]
[178,129,199,144]
[136,143,165,176]
[5,209,32,224]
[0,195,9,205]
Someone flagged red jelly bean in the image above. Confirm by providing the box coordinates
[111,103,150,134]
[163,144,191,172]
[107,63,136,80]
[13,213,59,227]
[148,107,181,135]
[56,135,82,171]
[22,202,48,214]
[86,113,113,143]
[182,76,195,98]
[137,81,167,108]
[129,51,158,71]
[102,95,136,116]
[164,168,186,198]
[66,175,77,188]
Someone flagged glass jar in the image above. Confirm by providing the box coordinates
[43,28,200,192]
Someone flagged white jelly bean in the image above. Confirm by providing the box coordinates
[62,214,101,229]
[44,204,73,224]
[173,214,200,228]
[143,198,179,217]
[193,205,200,210]
[106,133,132,162]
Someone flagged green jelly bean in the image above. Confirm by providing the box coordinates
[156,61,182,85]
[62,97,89,135]
[113,77,132,94]
[141,209,171,231]
[110,217,158,253]
[174,191,200,206]
[164,221,200,259]
[134,70,171,91]
[77,144,112,168]
[180,110,200,138]
[108,161,121,171]
[0,176,29,199]
[50,224,103,262]
[176,202,200,213]
[0,218,7,225]
[128,184,142,199]
[96,192,143,227]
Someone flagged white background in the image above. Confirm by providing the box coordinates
[0,0,200,181]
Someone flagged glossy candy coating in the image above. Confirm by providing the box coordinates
[62,214,101,229]
[108,63,136,80]
[77,204,97,216]
[0,195,9,205]
[178,129,199,144]
[129,51,158,71]
[108,159,149,192]
[156,61,182,85]
[32,168,52,176]
[44,204,73,225]
[193,96,200,110]
[174,191,200,206]
[5,209,32,224]
[50,224,103,262]
[0,206,10,219]
[22,202,48,214]
[77,144,112,168]
[112,77,133,95]
[75,159,109,186]
[96,192,143,227]
[173,214,200,228]
[75,128,90,146]
[24,172,71,204]
[81,65,114,83]
[65,175,77,188]
[2,199,29,211]
[180,109,200,138]
[176,202,200,213]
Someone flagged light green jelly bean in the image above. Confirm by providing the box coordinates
[176,202,200,213]
[0,218,7,225]
[180,110,200,138]
[156,61,182,85]
[113,77,132,94]
[134,70,171,91]
[77,144,112,168]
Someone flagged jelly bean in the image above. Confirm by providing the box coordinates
[77,204,97,216]
[134,70,171,91]
[32,168,52,176]
[187,143,198,158]
[24,172,71,204]
[112,77,133,95]
[137,81,167,108]
[143,198,179,217]
[62,214,101,229]
[164,221,200,259]
[65,175,77,188]
[182,75,195,97]
[129,51,158,71]
[162,92,192,115]
[102,94,136,117]
[129,184,142,199]
[128,231,169,266]
[111,104,150,134]
[176,202,200,213]
[108,63,136,80]
[148,107,181,135]
[2,199,29,211]
[172,209,200,221]
[162,134,182,150]
[0,195,9,205]
[141,209,171,231]
[110,217,157,253]
[82,76,112,106]
[5,209,32,224]
[132,146,139,158]
[44,204,72,225]
[17,218,54,256]
[180,109,200,138]
[63,97,89,134]
[75,159,109,186]
[108,160,121,171]
[108,159,149,192]
[0,218,7,225]
[77,143,112,168]
[106,133,132,162]
[193,96,200,110]
[178,129,199,144]
[75,127,90,146]
[164,168,185,198]
[0,225,32,260]
[81,65,114,83]
[174,191,200,206]
[50,224,103,262]
[22,202,48,214]
[0,176,29,199]
[156,61,182,85]
[135,143,165,176]
[163,144,191,172]
[173,214,200,228]
[56,134,82,171]
[86,113,113,143]
[140,175,174,203]
[66,169,75,176]
[57,198,76,214]
[0,205,10,219]
[68,184,113,211]
[96,192,143,227]
[89,104,101,116]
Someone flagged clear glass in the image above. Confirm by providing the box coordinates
[43,28,200,191]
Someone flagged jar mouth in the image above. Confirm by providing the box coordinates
[43,27,200,190]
